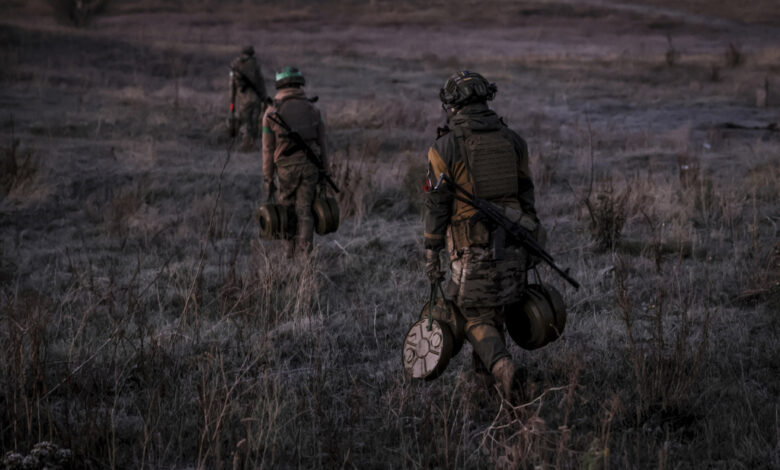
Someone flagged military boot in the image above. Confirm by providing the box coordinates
[491,357,515,398]
[491,357,527,403]
[296,213,314,256]
[472,350,494,389]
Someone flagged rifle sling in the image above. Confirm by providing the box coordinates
[232,67,264,99]
[281,143,305,157]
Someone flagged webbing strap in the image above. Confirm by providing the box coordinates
[452,126,471,179]
[426,282,449,331]
[427,283,437,331]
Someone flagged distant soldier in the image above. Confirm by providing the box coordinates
[423,71,540,399]
[262,67,328,257]
[229,45,267,151]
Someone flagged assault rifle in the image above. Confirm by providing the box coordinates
[266,112,340,193]
[433,173,579,289]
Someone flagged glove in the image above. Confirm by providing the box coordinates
[263,179,276,203]
[424,249,444,285]
[518,214,538,234]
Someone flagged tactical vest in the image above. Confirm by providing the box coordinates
[233,58,258,93]
[449,125,522,249]
[274,96,320,167]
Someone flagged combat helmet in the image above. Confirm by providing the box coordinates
[439,70,497,110]
[241,45,255,57]
[275,66,306,89]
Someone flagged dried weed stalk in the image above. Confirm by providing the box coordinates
[614,255,711,425]
[586,179,631,252]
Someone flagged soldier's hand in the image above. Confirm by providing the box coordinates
[424,249,444,285]
[263,179,276,203]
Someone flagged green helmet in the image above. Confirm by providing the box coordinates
[439,70,497,110]
[275,66,306,89]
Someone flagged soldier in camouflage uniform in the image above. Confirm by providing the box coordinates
[423,71,540,399]
[230,45,268,151]
[262,67,328,257]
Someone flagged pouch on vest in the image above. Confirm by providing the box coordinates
[466,129,518,201]
[450,219,490,251]
[275,98,321,166]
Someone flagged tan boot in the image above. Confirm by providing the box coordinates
[491,357,516,398]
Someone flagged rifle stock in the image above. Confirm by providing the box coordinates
[434,173,579,289]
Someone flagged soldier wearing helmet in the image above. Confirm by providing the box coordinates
[423,71,540,399]
[230,45,268,151]
[262,67,328,257]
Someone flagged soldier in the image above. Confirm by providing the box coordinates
[229,45,267,151]
[422,71,540,399]
[262,67,328,257]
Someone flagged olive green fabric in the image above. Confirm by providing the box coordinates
[230,53,267,147]
[421,101,537,372]
[237,100,262,148]
[467,130,518,200]
[262,87,327,181]
[422,102,536,251]
[262,86,327,256]
[277,163,318,255]
[462,306,509,370]
[448,245,528,308]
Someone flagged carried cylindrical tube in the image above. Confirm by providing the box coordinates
[505,283,567,350]
[312,197,339,235]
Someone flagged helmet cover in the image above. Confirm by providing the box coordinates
[439,70,497,109]
[275,66,306,89]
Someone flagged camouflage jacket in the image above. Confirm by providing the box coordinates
[423,103,537,251]
[262,87,327,181]
[230,54,267,103]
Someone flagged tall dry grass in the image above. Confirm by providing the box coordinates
[2,3,779,468]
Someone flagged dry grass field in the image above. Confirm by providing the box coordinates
[1,0,779,468]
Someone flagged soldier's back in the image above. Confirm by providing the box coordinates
[276,97,320,143]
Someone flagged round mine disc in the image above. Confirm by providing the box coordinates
[312,198,329,235]
[326,197,340,232]
[313,197,340,235]
[257,204,280,240]
[506,287,553,351]
[402,319,453,381]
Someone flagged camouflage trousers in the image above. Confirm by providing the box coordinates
[237,98,263,150]
[448,245,528,370]
[277,162,319,256]
[462,306,508,372]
